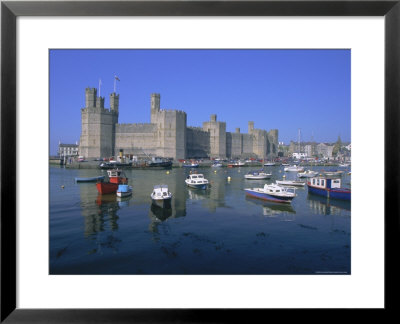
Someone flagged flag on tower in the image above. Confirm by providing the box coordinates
[115,75,120,81]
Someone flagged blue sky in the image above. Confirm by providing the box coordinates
[50,49,350,155]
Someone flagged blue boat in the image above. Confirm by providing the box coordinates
[306,177,351,201]
[117,184,133,197]
[75,176,105,183]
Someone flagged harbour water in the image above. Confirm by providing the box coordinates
[49,165,351,274]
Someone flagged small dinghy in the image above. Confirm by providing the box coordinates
[75,176,105,183]
[117,184,132,197]
[297,170,319,178]
[275,180,305,187]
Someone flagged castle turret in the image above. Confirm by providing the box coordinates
[110,92,119,113]
[248,121,254,134]
[96,96,105,108]
[150,93,161,124]
[85,88,97,108]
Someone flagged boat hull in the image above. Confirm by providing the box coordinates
[244,189,294,203]
[152,197,172,208]
[307,185,351,201]
[148,161,172,169]
[96,182,119,194]
[245,175,270,180]
[186,183,208,190]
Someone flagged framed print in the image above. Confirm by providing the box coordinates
[1,0,399,322]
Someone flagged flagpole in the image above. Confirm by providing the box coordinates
[114,76,116,93]
[99,79,101,97]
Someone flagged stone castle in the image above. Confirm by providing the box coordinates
[79,88,279,160]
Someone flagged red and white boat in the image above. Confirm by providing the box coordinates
[96,169,128,194]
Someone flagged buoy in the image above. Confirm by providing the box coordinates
[166,171,170,174]
[282,175,286,178]
[61,185,65,189]
[227,176,231,181]
[214,170,217,173]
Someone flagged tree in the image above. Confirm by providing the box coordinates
[332,135,342,156]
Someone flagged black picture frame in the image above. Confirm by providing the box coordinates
[1,0,399,322]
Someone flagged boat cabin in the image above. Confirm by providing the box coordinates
[263,184,295,195]
[186,174,207,184]
[152,185,170,198]
[107,169,128,184]
[308,177,341,189]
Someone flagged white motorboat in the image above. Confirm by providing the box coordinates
[275,180,305,187]
[244,183,296,203]
[244,170,272,180]
[185,173,209,189]
[284,165,305,172]
[151,184,172,208]
[297,170,319,178]
[211,162,222,167]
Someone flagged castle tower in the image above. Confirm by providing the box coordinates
[203,114,226,159]
[79,88,119,159]
[268,129,279,157]
[248,121,254,134]
[85,88,97,108]
[110,92,119,113]
[96,96,105,108]
[150,93,161,123]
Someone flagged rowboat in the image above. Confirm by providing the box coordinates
[75,176,105,183]
[297,170,319,178]
[117,184,133,197]
[275,180,305,187]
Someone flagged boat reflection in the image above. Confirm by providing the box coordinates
[149,203,173,222]
[187,187,209,200]
[307,194,351,215]
[245,196,296,219]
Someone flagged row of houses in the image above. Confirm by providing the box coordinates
[280,141,351,160]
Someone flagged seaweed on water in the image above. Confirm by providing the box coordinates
[298,224,318,230]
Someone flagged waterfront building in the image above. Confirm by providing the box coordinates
[79,88,279,160]
[58,142,79,158]
[315,143,334,159]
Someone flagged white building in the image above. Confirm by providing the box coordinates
[292,152,307,159]
[58,142,79,158]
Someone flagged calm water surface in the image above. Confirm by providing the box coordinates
[49,165,351,274]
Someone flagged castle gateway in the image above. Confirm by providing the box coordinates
[79,88,279,160]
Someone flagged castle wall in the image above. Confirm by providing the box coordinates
[115,123,158,156]
[186,127,210,158]
[226,132,243,158]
